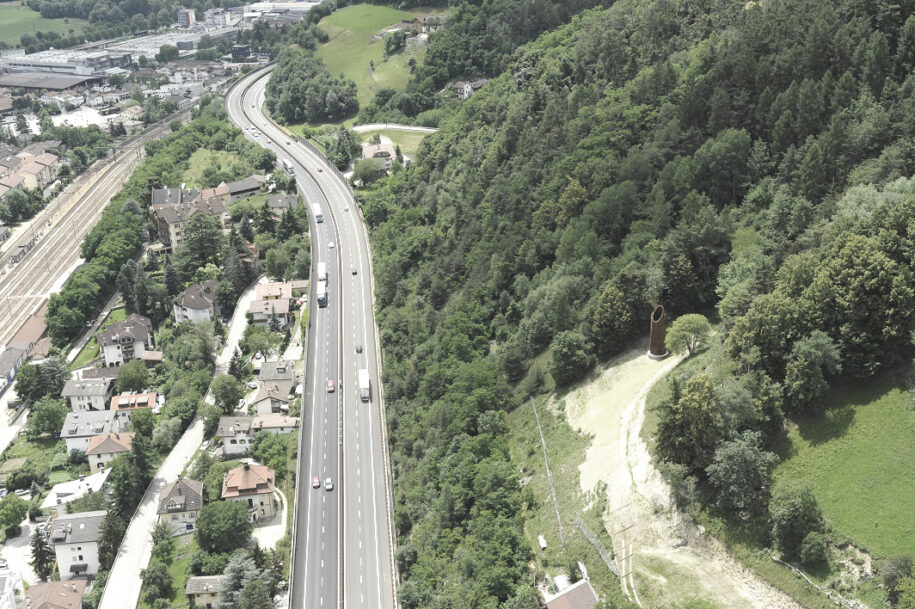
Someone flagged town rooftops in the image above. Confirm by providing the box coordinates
[110,391,157,412]
[186,574,226,595]
[174,279,218,310]
[216,414,299,437]
[252,381,294,405]
[0,155,20,170]
[258,359,295,382]
[249,298,291,316]
[85,431,134,456]
[151,187,182,206]
[62,378,113,398]
[98,313,152,347]
[157,478,203,515]
[222,463,275,498]
[26,579,87,609]
[0,174,23,188]
[20,161,46,175]
[0,347,27,376]
[8,300,49,351]
[266,193,299,209]
[34,152,59,167]
[255,282,292,301]
[154,197,227,225]
[61,410,118,438]
[21,140,62,156]
[201,182,230,199]
[226,174,266,194]
[40,469,111,510]
[48,510,107,545]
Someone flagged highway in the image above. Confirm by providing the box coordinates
[225,69,396,609]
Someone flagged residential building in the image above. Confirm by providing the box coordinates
[217,414,299,456]
[248,298,292,328]
[250,381,293,415]
[40,469,110,511]
[24,580,84,609]
[204,7,229,27]
[361,142,396,171]
[85,431,134,473]
[200,182,230,203]
[61,378,115,412]
[258,359,295,384]
[221,463,276,522]
[17,161,48,189]
[0,565,23,609]
[7,301,49,355]
[0,347,26,392]
[177,8,196,27]
[453,78,488,100]
[0,174,23,192]
[110,391,157,430]
[61,410,119,453]
[186,575,225,609]
[256,281,292,302]
[265,193,299,214]
[49,510,107,579]
[98,313,153,366]
[151,195,231,250]
[173,279,219,324]
[225,174,265,202]
[544,579,599,609]
[0,155,20,177]
[231,45,251,61]
[157,478,203,532]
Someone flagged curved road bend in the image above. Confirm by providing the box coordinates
[225,69,395,609]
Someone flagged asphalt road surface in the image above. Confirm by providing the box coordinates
[225,68,395,609]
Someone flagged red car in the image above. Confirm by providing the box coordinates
[326,379,335,393]
[312,476,320,489]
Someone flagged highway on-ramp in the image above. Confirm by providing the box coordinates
[225,68,396,609]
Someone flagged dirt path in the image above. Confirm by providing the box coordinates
[560,349,803,609]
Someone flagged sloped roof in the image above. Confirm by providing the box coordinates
[49,510,107,545]
[249,298,290,316]
[62,378,112,398]
[98,313,152,347]
[85,431,134,456]
[186,575,226,595]
[19,160,45,175]
[174,279,217,310]
[110,391,157,411]
[545,580,599,609]
[216,416,253,437]
[258,359,295,383]
[255,282,292,300]
[222,463,274,498]
[251,381,293,405]
[61,410,118,438]
[157,478,203,514]
[26,580,87,609]
[226,174,265,194]
[34,152,59,167]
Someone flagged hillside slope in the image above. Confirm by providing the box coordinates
[360,0,915,606]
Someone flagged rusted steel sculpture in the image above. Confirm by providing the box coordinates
[648,305,668,360]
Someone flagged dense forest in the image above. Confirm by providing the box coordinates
[356,0,915,606]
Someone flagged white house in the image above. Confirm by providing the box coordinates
[173,279,219,324]
[49,510,107,579]
[250,381,293,415]
[0,565,23,609]
[98,313,153,367]
[157,478,203,533]
[40,469,111,512]
[61,410,119,453]
[221,463,276,522]
[85,431,134,473]
[61,378,115,412]
[216,414,299,456]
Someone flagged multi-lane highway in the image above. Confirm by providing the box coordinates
[225,68,396,609]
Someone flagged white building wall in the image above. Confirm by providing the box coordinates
[54,541,100,579]
[173,304,212,324]
[64,436,95,453]
[222,433,254,456]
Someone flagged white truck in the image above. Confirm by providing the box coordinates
[311,203,323,223]
[282,158,294,174]
[316,281,327,308]
[317,262,327,283]
[357,368,371,402]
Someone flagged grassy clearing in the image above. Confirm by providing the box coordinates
[181,149,244,187]
[507,395,624,601]
[0,6,88,46]
[70,307,127,371]
[138,534,196,609]
[358,129,429,156]
[774,377,915,558]
[227,193,267,220]
[316,4,438,107]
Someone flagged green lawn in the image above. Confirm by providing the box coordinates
[358,129,429,156]
[182,149,244,187]
[70,307,127,371]
[0,5,88,46]
[774,378,915,558]
[138,534,196,609]
[316,5,439,107]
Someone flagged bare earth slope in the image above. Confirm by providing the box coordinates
[559,349,802,608]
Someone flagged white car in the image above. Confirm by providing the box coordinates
[246,381,258,389]
[266,138,271,144]
[328,241,335,249]
[324,477,334,491]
